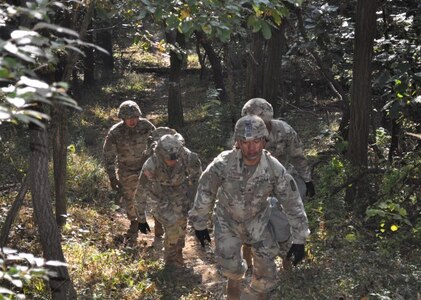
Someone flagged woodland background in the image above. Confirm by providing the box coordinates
[0,0,420,299]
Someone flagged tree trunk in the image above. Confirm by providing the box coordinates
[195,30,227,101]
[83,19,95,85]
[347,0,377,166]
[97,29,114,78]
[345,0,377,210]
[262,23,287,117]
[246,32,265,100]
[166,30,184,129]
[0,175,28,247]
[29,122,77,299]
[52,104,68,227]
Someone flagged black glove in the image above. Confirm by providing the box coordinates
[195,229,211,247]
[138,222,151,234]
[109,177,121,192]
[305,181,316,198]
[286,244,305,266]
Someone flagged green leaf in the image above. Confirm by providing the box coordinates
[261,21,272,39]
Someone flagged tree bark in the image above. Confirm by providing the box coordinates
[29,122,77,299]
[345,0,377,210]
[347,0,378,166]
[246,32,265,100]
[262,23,287,117]
[166,30,184,129]
[195,30,227,101]
[0,175,28,247]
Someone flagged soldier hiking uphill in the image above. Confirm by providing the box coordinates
[189,115,310,300]
[136,133,202,269]
[241,98,315,270]
[103,100,156,243]
[242,97,315,200]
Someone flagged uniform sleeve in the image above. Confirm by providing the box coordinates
[185,151,203,205]
[188,160,221,231]
[103,128,117,179]
[136,157,178,224]
[274,169,310,244]
[285,126,312,182]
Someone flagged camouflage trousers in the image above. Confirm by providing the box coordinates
[156,216,187,266]
[214,217,279,294]
[118,170,140,221]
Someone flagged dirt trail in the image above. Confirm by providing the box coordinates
[113,212,229,299]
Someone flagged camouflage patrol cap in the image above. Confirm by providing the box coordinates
[234,115,268,141]
[155,134,184,161]
[241,98,274,123]
[118,100,142,119]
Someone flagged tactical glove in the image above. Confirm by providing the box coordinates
[305,181,316,198]
[195,229,211,247]
[286,244,305,266]
[138,222,151,234]
[109,177,121,192]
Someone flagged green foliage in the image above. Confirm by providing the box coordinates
[66,144,109,203]
[0,1,83,127]
[365,151,421,240]
[0,248,52,300]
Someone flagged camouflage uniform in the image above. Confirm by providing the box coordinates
[103,100,156,238]
[242,98,312,196]
[137,134,202,266]
[189,115,309,296]
[242,98,313,263]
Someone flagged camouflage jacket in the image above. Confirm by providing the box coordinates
[137,147,202,224]
[103,118,156,178]
[188,149,309,244]
[266,119,312,182]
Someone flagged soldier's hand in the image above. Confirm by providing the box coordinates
[195,229,211,247]
[305,181,316,198]
[286,244,305,266]
[138,222,151,234]
[109,177,121,192]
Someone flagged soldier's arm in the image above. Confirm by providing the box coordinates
[285,125,312,182]
[188,161,221,230]
[273,165,310,244]
[103,129,118,179]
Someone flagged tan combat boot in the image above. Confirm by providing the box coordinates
[125,220,139,245]
[226,278,242,300]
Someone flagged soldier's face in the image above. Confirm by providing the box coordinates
[237,138,266,166]
[124,117,139,128]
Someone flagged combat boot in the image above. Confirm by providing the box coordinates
[154,217,164,238]
[226,278,241,300]
[125,220,139,244]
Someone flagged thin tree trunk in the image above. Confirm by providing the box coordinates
[166,30,184,129]
[246,32,265,100]
[195,30,227,101]
[345,0,377,210]
[262,23,287,117]
[29,122,77,299]
[0,175,29,247]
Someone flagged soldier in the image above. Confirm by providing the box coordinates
[136,133,202,268]
[103,100,157,243]
[189,115,310,300]
[241,97,315,269]
[241,98,315,199]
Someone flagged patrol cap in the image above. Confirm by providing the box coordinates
[234,115,268,141]
[118,100,142,119]
[241,98,274,123]
[155,134,184,161]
